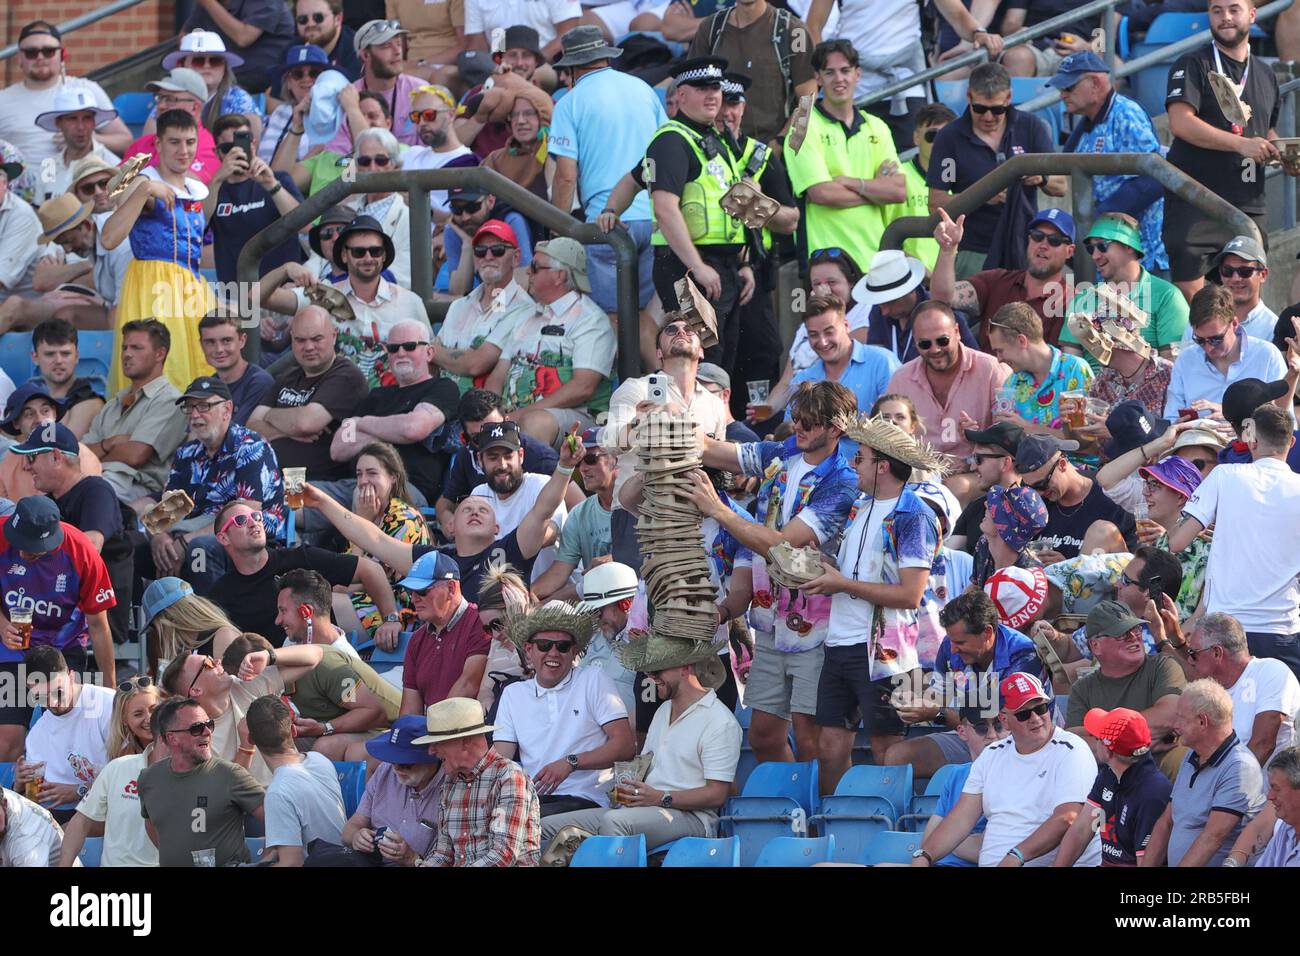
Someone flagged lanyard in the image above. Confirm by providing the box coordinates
[890,322,913,362]
[1212,43,1249,94]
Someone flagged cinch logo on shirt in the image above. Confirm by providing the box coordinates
[5,588,65,619]
[95,587,115,605]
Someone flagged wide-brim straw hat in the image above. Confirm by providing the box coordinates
[840,413,953,476]
[411,697,497,745]
[616,631,726,689]
[505,600,596,653]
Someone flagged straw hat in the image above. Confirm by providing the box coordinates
[616,631,727,689]
[505,600,596,653]
[37,194,93,244]
[411,697,497,745]
[840,413,952,476]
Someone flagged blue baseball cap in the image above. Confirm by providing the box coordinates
[270,44,329,87]
[1046,51,1111,89]
[11,422,78,457]
[365,715,442,765]
[398,550,461,591]
[1028,208,1076,242]
[141,577,194,627]
[1,382,63,436]
[5,496,64,554]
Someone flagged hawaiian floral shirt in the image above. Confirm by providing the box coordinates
[350,496,431,630]
[165,422,286,542]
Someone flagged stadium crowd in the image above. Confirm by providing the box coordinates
[1,0,1300,869]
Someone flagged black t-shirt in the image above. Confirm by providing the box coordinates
[261,356,369,480]
[726,420,761,444]
[63,376,105,405]
[210,173,305,284]
[953,495,986,553]
[739,138,797,208]
[355,377,460,501]
[441,435,558,504]
[209,546,359,646]
[1166,44,1279,213]
[411,532,533,604]
[1006,0,1100,38]
[54,476,130,565]
[1037,480,1138,560]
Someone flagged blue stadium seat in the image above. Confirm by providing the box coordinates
[570,834,647,867]
[0,762,14,789]
[662,836,740,868]
[860,831,920,866]
[245,836,265,861]
[79,837,103,868]
[0,332,34,387]
[1128,13,1210,118]
[755,835,836,867]
[739,760,819,814]
[897,763,964,831]
[831,764,913,825]
[75,331,114,396]
[113,92,155,137]
[811,796,894,863]
[369,630,413,672]
[721,795,808,867]
[332,760,367,817]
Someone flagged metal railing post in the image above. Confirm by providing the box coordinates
[407,185,433,309]
[0,0,150,61]
[1071,169,1097,283]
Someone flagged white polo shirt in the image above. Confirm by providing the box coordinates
[1183,458,1300,634]
[75,750,158,867]
[1226,656,1300,763]
[963,727,1102,867]
[643,690,742,828]
[493,665,628,807]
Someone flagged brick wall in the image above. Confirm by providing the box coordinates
[3,0,176,86]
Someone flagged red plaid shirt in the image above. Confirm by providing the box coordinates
[423,748,541,867]
[1088,356,1173,420]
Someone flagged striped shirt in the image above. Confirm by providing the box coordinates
[423,748,540,867]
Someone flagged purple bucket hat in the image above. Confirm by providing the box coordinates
[987,484,1048,551]
[1138,455,1202,501]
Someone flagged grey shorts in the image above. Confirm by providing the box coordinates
[745,627,825,721]
[586,218,656,313]
[928,729,972,765]
[541,407,597,447]
[1029,44,1066,76]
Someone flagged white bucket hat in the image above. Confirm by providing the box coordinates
[851,250,926,306]
[163,29,245,71]
[35,87,118,132]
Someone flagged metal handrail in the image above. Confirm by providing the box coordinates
[0,0,150,61]
[858,0,1123,109]
[1018,0,1294,112]
[236,167,642,379]
[878,152,1261,256]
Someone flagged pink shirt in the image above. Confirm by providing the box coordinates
[122,128,220,184]
[887,346,1011,460]
[325,73,427,154]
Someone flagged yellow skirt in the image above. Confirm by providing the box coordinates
[111,259,215,394]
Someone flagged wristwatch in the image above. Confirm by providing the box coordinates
[266,648,278,667]
[660,792,673,809]
[384,613,400,624]
[565,754,579,769]
[76,783,89,799]
[322,721,336,736]
[912,848,933,864]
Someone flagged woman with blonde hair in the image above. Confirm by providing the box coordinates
[475,561,534,715]
[871,392,926,436]
[105,677,164,759]
[341,442,431,637]
[141,578,241,675]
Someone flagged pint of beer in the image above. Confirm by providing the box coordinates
[283,468,307,510]
[10,606,32,650]
[24,761,43,802]
[1060,391,1087,428]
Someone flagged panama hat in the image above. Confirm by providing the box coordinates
[411,697,497,745]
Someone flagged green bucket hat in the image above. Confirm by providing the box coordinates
[505,600,596,653]
[616,631,727,689]
[1086,216,1144,256]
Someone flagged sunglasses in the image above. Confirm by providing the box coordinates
[346,245,386,259]
[483,618,506,637]
[21,46,61,59]
[76,178,112,197]
[355,154,392,167]
[974,452,1009,464]
[851,450,883,465]
[219,510,264,533]
[168,718,216,737]
[529,638,575,653]
[809,247,849,261]
[923,128,939,143]
[1188,457,1211,471]
[1027,455,1061,491]
[184,55,228,68]
[287,66,323,81]
[297,12,329,23]
[1012,702,1051,722]
[1083,239,1116,255]
[409,108,447,123]
[156,94,198,107]
[791,416,824,431]
[1187,643,1220,661]
[118,675,155,692]
[662,321,695,337]
[187,656,217,694]
[317,225,342,241]
[969,718,1003,736]
[581,452,603,465]
[385,341,428,353]
[1219,265,1263,279]
[473,243,510,258]
[1192,330,1229,347]
[970,103,1009,115]
[1118,571,1141,588]
[1027,228,1070,247]
[918,335,951,350]
[450,200,483,215]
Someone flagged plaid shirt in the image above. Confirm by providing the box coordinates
[1088,356,1173,421]
[423,748,541,867]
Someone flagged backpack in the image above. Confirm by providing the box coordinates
[706,7,797,111]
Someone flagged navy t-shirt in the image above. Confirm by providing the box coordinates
[53,476,129,564]
[1087,754,1172,866]
[210,173,306,284]
[412,532,534,605]
[227,362,275,428]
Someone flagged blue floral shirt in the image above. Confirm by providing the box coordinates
[165,422,286,542]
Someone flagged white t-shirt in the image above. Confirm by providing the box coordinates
[780,455,815,526]
[470,471,568,582]
[963,727,1103,867]
[464,0,583,45]
[265,751,348,851]
[401,143,475,212]
[25,683,115,787]
[1227,656,1300,762]
[1183,458,1300,634]
[829,0,923,100]
[494,665,628,806]
[0,789,63,867]
[75,751,158,867]
[643,690,742,827]
[827,497,894,649]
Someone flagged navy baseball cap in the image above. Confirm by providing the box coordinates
[1,382,63,436]
[1047,51,1111,89]
[11,422,79,457]
[398,550,461,591]
[365,714,442,765]
[1103,400,1170,459]
[5,495,64,554]
[1028,208,1076,242]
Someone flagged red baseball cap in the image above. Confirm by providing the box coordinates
[1000,672,1050,713]
[1083,707,1151,757]
[472,219,518,248]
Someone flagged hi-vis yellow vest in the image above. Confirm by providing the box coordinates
[648,119,743,247]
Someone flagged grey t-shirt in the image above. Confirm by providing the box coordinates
[1168,733,1266,866]
[264,751,347,851]
[138,756,265,867]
